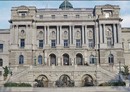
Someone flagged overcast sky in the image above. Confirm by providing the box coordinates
[0,0,130,29]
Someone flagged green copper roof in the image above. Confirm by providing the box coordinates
[59,0,73,9]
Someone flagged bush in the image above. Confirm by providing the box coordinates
[99,81,126,86]
[4,82,32,87]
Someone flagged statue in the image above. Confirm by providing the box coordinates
[55,75,74,87]
[35,77,44,87]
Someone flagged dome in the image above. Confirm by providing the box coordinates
[59,0,73,9]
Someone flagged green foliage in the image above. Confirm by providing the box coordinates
[122,65,129,76]
[4,82,32,87]
[99,81,126,86]
[3,66,9,77]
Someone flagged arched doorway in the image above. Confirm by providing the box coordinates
[35,75,48,87]
[82,74,94,86]
[76,53,83,65]
[50,54,56,66]
[55,74,74,87]
[63,54,69,65]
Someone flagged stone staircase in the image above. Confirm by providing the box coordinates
[6,65,120,84]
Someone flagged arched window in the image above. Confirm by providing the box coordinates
[76,53,83,65]
[38,55,42,64]
[108,54,114,64]
[19,55,24,64]
[50,54,56,66]
[63,54,69,65]
[0,59,3,66]
[89,55,96,64]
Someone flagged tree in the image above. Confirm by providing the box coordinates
[3,66,9,80]
[123,65,129,76]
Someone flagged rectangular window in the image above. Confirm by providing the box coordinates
[52,15,55,19]
[64,40,69,48]
[64,15,67,18]
[20,39,25,48]
[0,44,3,52]
[76,15,80,18]
[0,71,2,76]
[39,40,44,48]
[76,39,81,48]
[40,15,43,19]
[107,38,112,47]
[89,39,94,48]
[51,40,56,48]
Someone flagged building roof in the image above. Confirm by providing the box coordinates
[59,0,73,9]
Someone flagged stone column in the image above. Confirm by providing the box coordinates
[60,26,62,45]
[103,24,106,44]
[72,25,75,45]
[116,24,119,43]
[112,24,116,44]
[99,24,103,43]
[57,26,59,45]
[85,25,88,46]
[69,25,72,45]
[113,24,116,43]
[47,26,50,45]
[12,25,15,44]
[82,25,85,45]
[44,26,46,45]
[15,25,18,45]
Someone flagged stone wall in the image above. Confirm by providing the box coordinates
[0,87,130,92]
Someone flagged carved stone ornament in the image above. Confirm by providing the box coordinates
[106,28,112,37]
[63,31,68,39]
[87,30,93,39]
[75,30,81,39]
[50,31,56,39]
[37,31,44,39]
[19,30,26,38]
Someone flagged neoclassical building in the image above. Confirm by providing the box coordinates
[0,0,130,87]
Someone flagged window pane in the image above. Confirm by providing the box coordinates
[64,15,67,18]
[76,39,81,48]
[64,40,68,48]
[20,39,25,48]
[0,71,2,76]
[51,40,56,48]
[0,44,3,52]
[19,55,24,64]
[39,40,43,48]
[0,59,3,66]
[89,39,94,48]
[38,55,42,64]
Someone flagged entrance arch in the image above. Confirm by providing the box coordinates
[50,54,56,66]
[63,54,69,65]
[76,53,83,65]
[35,75,48,87]
[82,74,94,86]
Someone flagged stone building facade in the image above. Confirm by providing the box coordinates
[0,1,130,87]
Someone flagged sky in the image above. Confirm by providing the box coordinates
[0,0,130,29]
